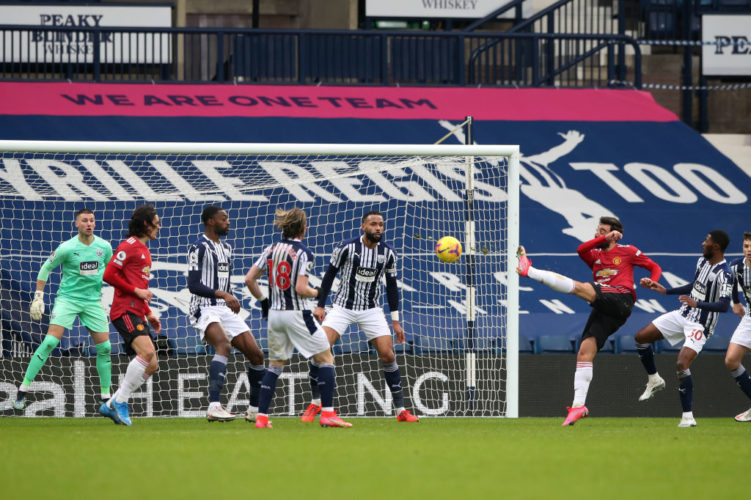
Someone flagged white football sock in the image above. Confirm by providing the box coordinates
[527,268,575,293]
[115,356,149,404]
[572,362,593,407]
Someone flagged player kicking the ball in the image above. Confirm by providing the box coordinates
[188,205,266,423]
[13,209,113,411]
[517,216,661,426]
[245,208,351,428]
[307,210,419,423]
[99,205,162,426]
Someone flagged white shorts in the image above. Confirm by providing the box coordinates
[192,305,250,341]
[653,309,708,354]
[322,305,391,341]
[730,315,751,350]
[267,310,331,361]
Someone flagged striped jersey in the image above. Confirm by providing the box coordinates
[253,238,314,311]
[328,235,397,311]
[730,258,751,317]
[681,257,732,335]
[187,235,232,320]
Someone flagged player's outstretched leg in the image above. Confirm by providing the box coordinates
[516,246,575,293]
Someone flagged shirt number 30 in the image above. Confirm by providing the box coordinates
[268,260,292,290]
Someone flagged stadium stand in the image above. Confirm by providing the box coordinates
[533,335,575,354]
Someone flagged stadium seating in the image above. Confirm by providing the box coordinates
[533,334,575,354]
[702,333,731,353]
[518,334,533,354]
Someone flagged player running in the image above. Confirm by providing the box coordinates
[99,205,162,426]
[13,209,113,411]
[245,208,351,428]
[188,205,266,423]
[635,230,732,427]
[724,232,751,422]
[308,210,419,423]
[517,216,661,426]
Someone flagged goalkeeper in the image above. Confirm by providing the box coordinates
[13,209,114,411]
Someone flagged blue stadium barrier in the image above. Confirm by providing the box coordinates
[518,334,534,354]
[703,333,731,353]
[614,333,640,354]
[533,334,575,354]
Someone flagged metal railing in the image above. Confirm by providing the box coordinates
[0,25,641,88]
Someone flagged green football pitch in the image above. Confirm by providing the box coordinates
[2,417,749,500]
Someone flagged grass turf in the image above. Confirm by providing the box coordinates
[2,417,750,499]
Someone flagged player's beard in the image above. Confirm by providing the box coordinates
[598,240,609,249]
[216,226,229,237]
[364,231,382,244]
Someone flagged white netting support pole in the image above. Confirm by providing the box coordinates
[463,116,477,412]
[505,151,521,418]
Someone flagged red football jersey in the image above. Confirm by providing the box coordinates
[104,236,152,320]
[577,235,661,298]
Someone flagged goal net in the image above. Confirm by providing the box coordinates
[0,141,519,418]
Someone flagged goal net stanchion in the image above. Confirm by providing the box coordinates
[0,140,519,418]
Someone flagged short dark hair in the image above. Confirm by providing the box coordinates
[201,205,224,225]
[709,230,730,252]
[128,204,158,238]
[599,216,623,234]
[744,232,751,242]
[362,210,383,224]
[75,208,93,219]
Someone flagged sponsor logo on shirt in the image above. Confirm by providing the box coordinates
[356,267,377,282]
[142,266,151,279]
[217,262,230,280]
[692,282,707,301]
[79,261,99,276]
[596,268,617,278]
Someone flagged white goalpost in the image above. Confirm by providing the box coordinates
[0,140,519,418]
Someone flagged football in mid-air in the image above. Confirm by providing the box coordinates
[435,236,462,263]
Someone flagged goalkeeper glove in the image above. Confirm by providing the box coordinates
[260,297,270,320]
[30,290,45,321]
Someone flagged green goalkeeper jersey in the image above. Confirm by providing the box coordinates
[37,235,113,302]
